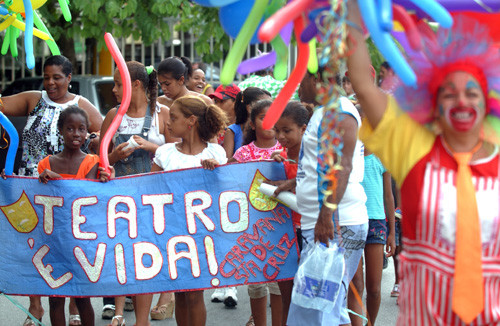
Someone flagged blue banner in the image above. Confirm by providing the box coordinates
[0,161,298,297]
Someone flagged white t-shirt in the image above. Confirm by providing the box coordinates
[153,142,228,172]
[296,98,368,230]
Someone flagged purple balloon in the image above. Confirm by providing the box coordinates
[237,22,293,75]
[391,31,425,61]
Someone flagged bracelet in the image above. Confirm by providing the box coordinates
[0,97,4,113]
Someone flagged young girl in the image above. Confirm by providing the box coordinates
[271,101,312,325]
[156,57,212,107]
[37,105,112,326]
[222,87,272,158]
[100,61,175,326]
[151,95,228,326]
[231,99,283,326]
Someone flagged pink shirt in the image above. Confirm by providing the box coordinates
[233,141,283,162]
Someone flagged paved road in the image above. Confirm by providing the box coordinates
[0,257,399,325]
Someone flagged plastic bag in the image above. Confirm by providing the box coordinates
[291,241,345,312]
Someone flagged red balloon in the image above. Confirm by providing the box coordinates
[262,14,309,130]
[393,4,422,51]
[258,0,315,43]
[99,33,132,174]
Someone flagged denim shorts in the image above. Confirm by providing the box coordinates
[366,219,387,245]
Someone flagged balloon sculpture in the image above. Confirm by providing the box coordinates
[0,0,71,69]
[99,32,132,175]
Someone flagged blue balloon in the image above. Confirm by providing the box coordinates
[219,0,264,44]
[0,6,9,15]
[378,0,393,32]
[192,0,240,7]
[0,113,19,176]
[359,0,417,87]
[23,0,35,69]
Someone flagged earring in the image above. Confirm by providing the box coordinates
[188,125,192,130]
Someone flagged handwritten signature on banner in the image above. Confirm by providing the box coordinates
[0,161,299,297]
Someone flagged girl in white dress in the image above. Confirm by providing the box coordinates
[151,95,228,326]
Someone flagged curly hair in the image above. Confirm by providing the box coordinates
[57,105,89,130]
[173,96,228,142]
[394,15,500,124]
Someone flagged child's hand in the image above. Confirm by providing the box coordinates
[38,169,62,184]
[1,169,6,180]
[271,151,285,163]
[201,159,219,170]
[133,135,158,153]
[98,166,115,183]
[111,142,135,162]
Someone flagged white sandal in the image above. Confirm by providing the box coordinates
[108,315,125,326]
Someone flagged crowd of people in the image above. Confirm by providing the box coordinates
[1,1,500,325]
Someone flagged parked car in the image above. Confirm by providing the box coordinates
[0,75,117,173]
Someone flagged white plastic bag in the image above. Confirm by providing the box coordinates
[291,241,345,312]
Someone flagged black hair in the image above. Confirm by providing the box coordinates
[173,96,228,142]
[44,55,72,76]
[342,75,351,84]
[234,87,272,125]
[280,101,312,127]
[126,61,158,114]
[381,61,391,70]
[57,105,89,130]
[157,56,193,82]
[243,99,273,145]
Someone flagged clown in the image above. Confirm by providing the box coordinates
[346,1,500,325]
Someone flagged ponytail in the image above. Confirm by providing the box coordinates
[173,96,228,142]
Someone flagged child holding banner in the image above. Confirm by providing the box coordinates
[36,105,113,326]
[270,101,312,325]
[151,95,228,326]
[231,99,284,326]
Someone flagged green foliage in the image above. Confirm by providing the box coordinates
[37,0,229,62]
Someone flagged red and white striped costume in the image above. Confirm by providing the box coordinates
[361,97,500,325]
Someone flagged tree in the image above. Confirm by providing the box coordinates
[37,0,230,64]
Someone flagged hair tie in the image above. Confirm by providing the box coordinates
[146,66,154,75]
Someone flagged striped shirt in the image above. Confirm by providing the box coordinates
[361,96,500,325]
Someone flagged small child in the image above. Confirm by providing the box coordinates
[222,87,272,158]
[37,105,113,326]
[231,99,283,326]
[151,95,228,326]
[270,101,312,325]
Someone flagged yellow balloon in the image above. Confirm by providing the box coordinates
[8,0,48,13]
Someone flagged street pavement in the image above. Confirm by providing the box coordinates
[0,257,399,325]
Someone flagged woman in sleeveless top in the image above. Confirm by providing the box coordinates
[1,55,102,177]
[99,61,175,326]
[0,55,102,325]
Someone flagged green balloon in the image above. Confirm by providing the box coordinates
[33,11,61,55]
[1,28,11,56]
